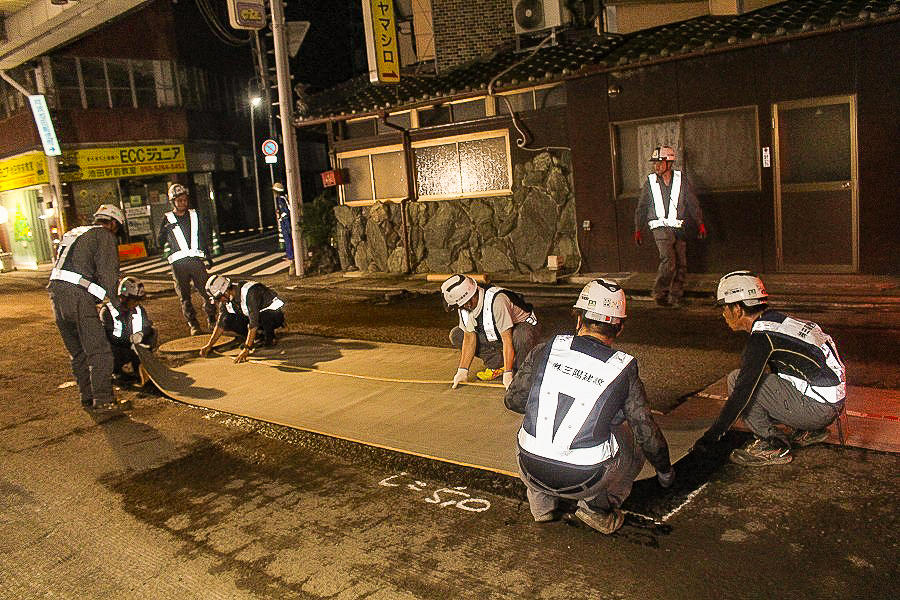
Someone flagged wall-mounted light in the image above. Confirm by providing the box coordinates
[607,85,621,97]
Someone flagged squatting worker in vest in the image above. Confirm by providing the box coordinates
[633,145,707,307]
[47,204,129,412]
[441,274,540,390]
[157,183,217,336]
[200,275,286,364]
[504,278,674,533]
[693,271,847,466]
[99,277,158,385]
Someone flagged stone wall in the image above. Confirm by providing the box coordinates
[333,151,580,277]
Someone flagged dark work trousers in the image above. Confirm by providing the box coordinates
[727,369,842,443]
[49,284,114,406]
[170,257,216,327]
[449,321,540,371]
[652,228,688,302]
[517,422,644,519]
[222,310,285,340]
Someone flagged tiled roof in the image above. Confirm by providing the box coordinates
[299,0,900,124]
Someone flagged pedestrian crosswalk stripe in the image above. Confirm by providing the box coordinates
[254,260,290,276]
[120,250,288,279]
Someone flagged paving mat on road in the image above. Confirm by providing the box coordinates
[138,335,713,481]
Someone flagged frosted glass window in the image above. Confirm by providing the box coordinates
[535,86,566,109]
[372,151,408,199]
[415,144,461,196]
[497,91,533,114]
[376,112,411,135]
[460,138,508,193]
[341,155,374,202]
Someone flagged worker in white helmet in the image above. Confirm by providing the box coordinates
[48,204,129,411]
[200,275,286,364]
[693,271,847,466]
[99,276,158,385]
[156,182,217,336]
[441,274,540,390]
[504,278,674,533]
[633,145,707,307]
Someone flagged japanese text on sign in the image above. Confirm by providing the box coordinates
[364,0,400,84]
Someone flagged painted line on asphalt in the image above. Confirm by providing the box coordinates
[658,482,708,523]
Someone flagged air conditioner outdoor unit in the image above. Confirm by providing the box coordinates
[512,0,571,35]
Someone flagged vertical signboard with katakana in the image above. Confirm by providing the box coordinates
[362,0,400,84]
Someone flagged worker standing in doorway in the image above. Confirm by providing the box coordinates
[633,146,707,307]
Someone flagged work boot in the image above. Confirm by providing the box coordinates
[575,508,624,534]
[533,510,559,523]
[729,437,792,466]
[791,428,829,448]
[654,295,671,307]
[476,367,504,381]
[189,322,202,336]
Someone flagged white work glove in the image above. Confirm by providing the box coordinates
[452,368,468,389]
[130,331,143,344]
[657,467,676,488]
[502,371,513,389]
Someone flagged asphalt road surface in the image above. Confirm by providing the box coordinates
[1,272,897,599]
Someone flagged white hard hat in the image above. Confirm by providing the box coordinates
[168,183,188,200]
[574,278,627,324]
[441,274,478,311]
[716,270,768,306]
[650,146,676,162]
[205,275,231,301]
[272,182,285,192]
[118,276,145,299]
[93,204,124,225]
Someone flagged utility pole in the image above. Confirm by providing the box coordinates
[268,0,305,277]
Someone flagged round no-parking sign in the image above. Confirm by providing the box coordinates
[261,139,279,156]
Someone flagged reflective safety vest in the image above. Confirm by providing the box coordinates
[517,335,634,466]
[460,286,537,342]
[49,226,108,301]
[164,210,205,263]
[224,281,284,318]
[105,303,145,342]
[752,317,846,404]
[647,171,684,229]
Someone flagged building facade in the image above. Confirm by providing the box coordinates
[0,0,256,269]
[298,0,899,278]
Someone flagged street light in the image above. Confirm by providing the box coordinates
[249,95,263,233]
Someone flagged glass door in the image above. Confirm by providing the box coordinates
[773,96,858,272]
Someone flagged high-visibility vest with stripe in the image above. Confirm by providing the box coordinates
[105,303,146,342]
[517,335,633,466]
[647,171,684,229]
[164,210,205,263]
[460,286,537,342]
[49,226,109,301]
[224,281,284,318]
[752,316,846,404]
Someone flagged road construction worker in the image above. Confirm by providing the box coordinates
[504,278,674,533]
[441,274,540,390]
[99,276,158,385]
[156,183,216,336]
[273,182,294,265]
[693,271,847,466]
[47,204,128,411]
[200,275,286,364]
[633,145,707,307]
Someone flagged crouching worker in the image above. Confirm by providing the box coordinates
[99,277,158,385]
[441,274,540,390]
[693,271,846,466]
[200,276,285,364]
[504,278,674,534]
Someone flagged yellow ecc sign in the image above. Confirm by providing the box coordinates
[369,0,400,84]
